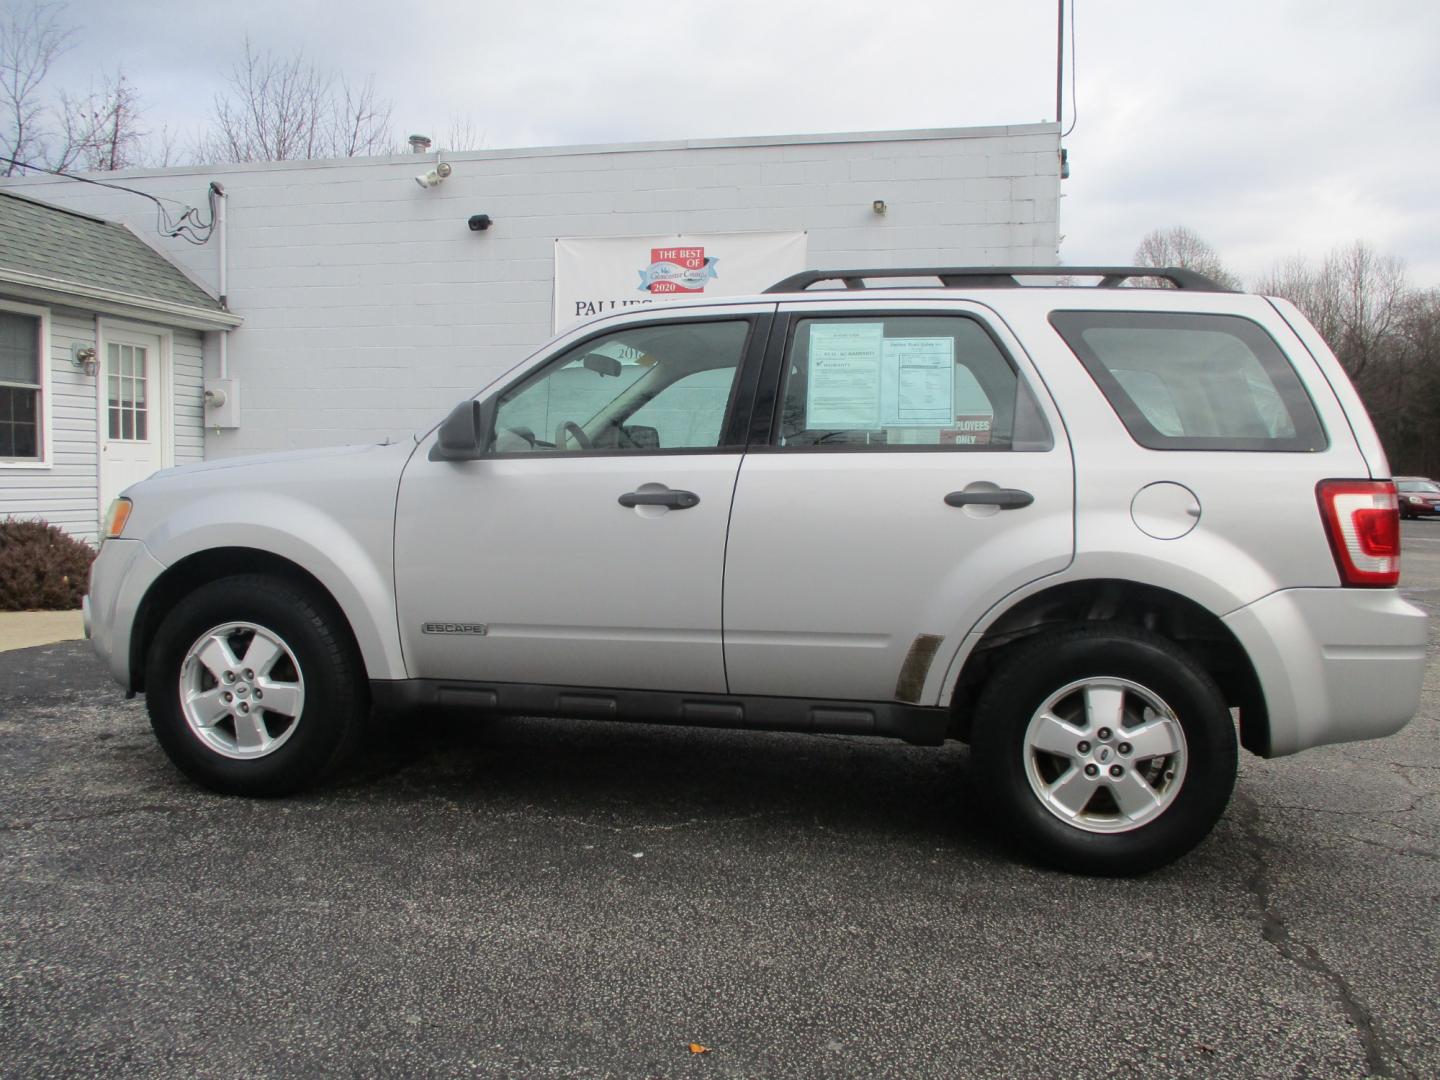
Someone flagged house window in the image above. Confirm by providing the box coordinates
[0,309,42,461]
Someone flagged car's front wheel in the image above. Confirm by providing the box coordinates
[145,574,367,796]
[969,624,1238,876]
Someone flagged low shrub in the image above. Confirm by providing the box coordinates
[0,518,96,611]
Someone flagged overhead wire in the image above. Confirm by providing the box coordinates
[1062,0,1078,138]
[0,155,216,245]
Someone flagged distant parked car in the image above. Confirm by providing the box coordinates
[1395,477,1440,518]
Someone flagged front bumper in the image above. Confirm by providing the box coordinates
[1224,587,1428,757]
[86,538,167,692]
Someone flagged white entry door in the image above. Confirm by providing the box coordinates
[98,326,170,517]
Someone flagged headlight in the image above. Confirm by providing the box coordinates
[1408,495,1424,504]
[102,497,133,538]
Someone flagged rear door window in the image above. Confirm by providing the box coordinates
[775,314,1052,451]
[1050,311,1326,451]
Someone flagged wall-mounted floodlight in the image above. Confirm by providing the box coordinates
[468,214,493,231]
[415,161,453,189]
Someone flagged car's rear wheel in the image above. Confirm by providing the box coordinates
[969,624,1237,876]
[145,574,367,796]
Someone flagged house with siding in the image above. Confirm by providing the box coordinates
[0,190,241,541]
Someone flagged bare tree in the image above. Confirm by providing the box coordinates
[335,74,392,158]
[195,38,395,163]
[1133,225,1243,290]
[441,114,485,152]
[147,121,177,167]
[0,3,166,173]
[1345,284,1440,478]
[1256,241,1408,381]
[198,39,325,162]
[1397,288,1440,472]
[0,0,74,174]
[1255,241,1439,477]
[1329,242,1407,381]
[55,71,147,171]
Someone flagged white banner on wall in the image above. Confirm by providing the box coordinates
[554,231,808,332]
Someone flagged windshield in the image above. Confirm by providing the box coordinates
[1398,480,1440,493]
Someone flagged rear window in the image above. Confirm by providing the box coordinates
[1050,311,1327,452]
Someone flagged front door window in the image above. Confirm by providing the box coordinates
[489,320,751,453]
[106,342,149,442]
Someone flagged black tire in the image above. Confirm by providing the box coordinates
[969,624,1237,876]
[145,574,368,796]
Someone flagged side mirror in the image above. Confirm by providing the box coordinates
[619,424,660,450]
[428,399,492,461]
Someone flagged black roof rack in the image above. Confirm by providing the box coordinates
[764,266,1234,294]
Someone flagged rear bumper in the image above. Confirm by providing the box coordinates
[1224,587,1428,757]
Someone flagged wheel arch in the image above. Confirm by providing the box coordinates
[949,578,1270,756]
[128,547,372,695]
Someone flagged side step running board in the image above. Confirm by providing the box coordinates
[371,679,950,746]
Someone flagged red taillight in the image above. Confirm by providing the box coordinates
[1316,480,1400,587]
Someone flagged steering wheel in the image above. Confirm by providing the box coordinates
[558,421,593,450]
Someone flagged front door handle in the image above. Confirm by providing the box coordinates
[944,488,1034,510]
[618,489,701,510]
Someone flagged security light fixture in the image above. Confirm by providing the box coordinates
[468,214,493,232]
[872,199,887,216]
[415,161,453,189]
[71,344,97,376]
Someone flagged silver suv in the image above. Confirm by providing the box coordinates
[85,266,1428,875]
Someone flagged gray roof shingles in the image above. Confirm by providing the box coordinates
[0,189,223,313]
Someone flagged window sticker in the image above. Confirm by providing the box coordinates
[805,322,885,428]
[940,417,993,445]
[589,341,649,364]
[879,337,954,427]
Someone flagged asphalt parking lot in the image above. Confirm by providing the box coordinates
[2,528,1437,1079]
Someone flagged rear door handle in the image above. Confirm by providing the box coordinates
[944,488,1034,510]
[618,489,701,510]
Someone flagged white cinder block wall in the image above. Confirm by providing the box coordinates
[2,124,1061,457]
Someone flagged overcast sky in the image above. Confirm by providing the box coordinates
[33,0,1440,287]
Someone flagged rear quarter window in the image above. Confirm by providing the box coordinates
[1049,311,1327,452]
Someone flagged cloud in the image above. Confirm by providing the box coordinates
[1056,1,1440,284]
[31,0,1440,286]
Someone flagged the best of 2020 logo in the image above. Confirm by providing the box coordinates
[638,246,719,294]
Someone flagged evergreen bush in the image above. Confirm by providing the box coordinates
[0,518,96,611]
